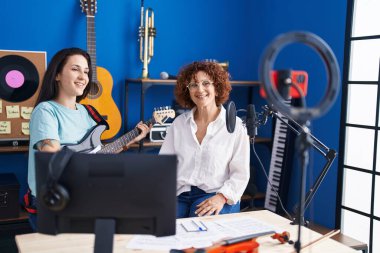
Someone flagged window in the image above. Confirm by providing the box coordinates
[338,1,380,252]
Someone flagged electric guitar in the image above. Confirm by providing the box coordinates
[80,0,122,140]
[67,107,175,154]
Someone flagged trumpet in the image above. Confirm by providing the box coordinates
[138,0,156,79]
[218,61,229,71]
[204,59,229,71]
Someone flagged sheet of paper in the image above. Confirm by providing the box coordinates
[6,105,20,118]
[21,106,33,119]
[214,216,278,237]
[126,234,184,250]
[126,217,279,251]
[126,221,219,250]
[0,121,11,134]
[126,223,189,250]
[176,220,225,248]
[21,122,29,135]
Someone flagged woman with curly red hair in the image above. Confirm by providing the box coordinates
[160,61,250,218]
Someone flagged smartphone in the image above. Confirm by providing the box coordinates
[260,70,308,99]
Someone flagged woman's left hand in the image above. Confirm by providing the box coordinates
[195,193,227,216]
[133,121,152,142]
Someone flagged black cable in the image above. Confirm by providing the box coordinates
[251,137,293,221]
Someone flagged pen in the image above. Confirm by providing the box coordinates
[192,220,207,231]
[199,220,208,231]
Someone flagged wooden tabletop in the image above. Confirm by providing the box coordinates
[15,210,356,253]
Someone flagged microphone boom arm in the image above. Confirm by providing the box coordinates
[261,105,337,217]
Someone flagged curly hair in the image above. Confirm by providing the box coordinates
[174,61,231,108]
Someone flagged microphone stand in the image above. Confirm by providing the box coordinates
[260,105,337,225]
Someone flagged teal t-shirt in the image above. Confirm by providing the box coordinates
[27,101,97,195]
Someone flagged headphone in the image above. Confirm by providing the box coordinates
[39,148,74,211]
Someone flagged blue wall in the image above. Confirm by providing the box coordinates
[0,0,346,228]
[251,0,347,228]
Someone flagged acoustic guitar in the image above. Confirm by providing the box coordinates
[80,0,122,140]
[67,107,175,154]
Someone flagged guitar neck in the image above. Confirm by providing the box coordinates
[98,118,155,154]
[86,15,97,81]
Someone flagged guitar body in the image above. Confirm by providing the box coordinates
[66,107,175,154]
[67,125,106,153]
[81,66,122,140]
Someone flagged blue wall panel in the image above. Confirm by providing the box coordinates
[252,0,347,228]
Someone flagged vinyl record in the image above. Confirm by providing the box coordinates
[0,55,39,102]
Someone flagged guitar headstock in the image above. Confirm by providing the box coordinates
[80,0,97,16]
[153,107,176,125]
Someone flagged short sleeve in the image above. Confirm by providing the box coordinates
[29,105,60,149]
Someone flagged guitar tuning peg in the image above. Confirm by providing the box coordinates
[154,107,157,111]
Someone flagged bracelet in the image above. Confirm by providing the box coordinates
[220,194,228,203]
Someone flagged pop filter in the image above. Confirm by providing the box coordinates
[226,101,236,133]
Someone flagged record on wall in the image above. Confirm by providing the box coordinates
[0,50,45,144]
[0,55,39,102]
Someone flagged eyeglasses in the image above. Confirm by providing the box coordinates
[187,80,214,91]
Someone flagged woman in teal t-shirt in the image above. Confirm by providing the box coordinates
[25,48,151,230]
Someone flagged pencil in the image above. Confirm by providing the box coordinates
[291,229,340,253]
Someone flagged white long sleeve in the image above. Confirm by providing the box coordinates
[159,106,250,204]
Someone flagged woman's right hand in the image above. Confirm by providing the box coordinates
[194,193,227,216]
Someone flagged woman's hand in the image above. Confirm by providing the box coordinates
[133,121,152,143]
[195,193,227,216]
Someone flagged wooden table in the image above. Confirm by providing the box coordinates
[15,210,356,253]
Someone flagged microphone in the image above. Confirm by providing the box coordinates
[246,104,257,138]
[160,71,177,80]
[226,101,236,133]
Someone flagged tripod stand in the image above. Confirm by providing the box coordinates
[252,104,336,252]
[261,105,337,226]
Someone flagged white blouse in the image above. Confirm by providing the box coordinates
[159,106,250,204]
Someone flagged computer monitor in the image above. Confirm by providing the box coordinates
[35,151,177,253]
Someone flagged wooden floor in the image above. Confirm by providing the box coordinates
[0,210,33,253]
[0,236,19,253]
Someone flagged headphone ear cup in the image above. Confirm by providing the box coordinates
[41,183,70,211]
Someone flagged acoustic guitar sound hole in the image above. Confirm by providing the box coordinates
[87,81,102,99]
